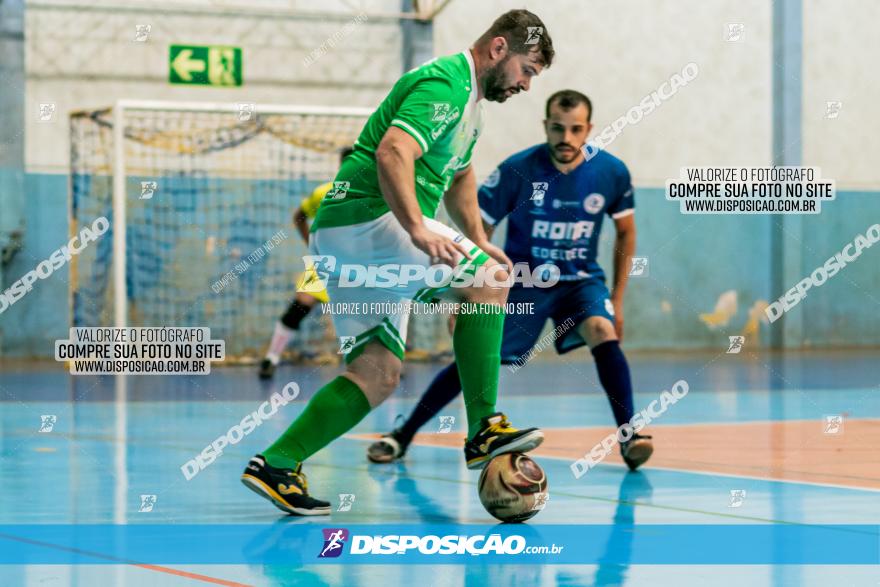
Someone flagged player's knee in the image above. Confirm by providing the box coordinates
[582,317,616,346]
[280,299,313,329]
[354,365,400,406]
[460,266,510,304]
[346,343,402,406]
[375,369,401,398]
[294,291,319,307]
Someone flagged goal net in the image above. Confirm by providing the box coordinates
[69,100,453,362]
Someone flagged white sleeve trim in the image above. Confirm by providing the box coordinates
[479,207,497,225]
[611,208,635,219]
[390,119,429,153]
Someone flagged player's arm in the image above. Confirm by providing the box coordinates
[293,207,310,243]
[483,221,495,241]
[444,166,489,245]
[375,127,466,266]
[611,214,636,338]
[445,166,512,269]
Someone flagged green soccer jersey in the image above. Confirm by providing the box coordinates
[311,51,483,231]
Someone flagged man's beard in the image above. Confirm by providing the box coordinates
[483,57,517,102]
[550,143,581,164]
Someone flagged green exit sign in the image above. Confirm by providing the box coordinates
[169,45,242,86]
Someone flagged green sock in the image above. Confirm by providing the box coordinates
[262,376,371,469]
[453,302,505,439]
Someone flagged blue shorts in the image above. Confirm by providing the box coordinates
[500,278,615,364]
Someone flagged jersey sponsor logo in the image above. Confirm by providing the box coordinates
[441,155,463,176]
[482,167,501,189]
[430,106,461,140]
[531,220,595,241]
[531,246,590,261]
[551,199,581,209]
[584,193,605,214]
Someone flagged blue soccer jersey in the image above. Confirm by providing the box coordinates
[478,144,634,282]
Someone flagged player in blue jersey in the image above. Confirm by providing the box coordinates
[367,89,654,471]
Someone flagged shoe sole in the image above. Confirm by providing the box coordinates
[622,441,654,471]
[241,474,331,516]
[466,429,545,470]
[366,437,405,464]
[366,450,398,464]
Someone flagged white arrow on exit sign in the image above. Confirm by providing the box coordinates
[171,49,207,82]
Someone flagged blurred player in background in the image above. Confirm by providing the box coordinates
[368,90,654,470]
[242,9,555,515]
[259,147,354,379]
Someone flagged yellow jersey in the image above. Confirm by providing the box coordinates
[300,182,333,220]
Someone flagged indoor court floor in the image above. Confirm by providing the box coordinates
[1,350,878,586]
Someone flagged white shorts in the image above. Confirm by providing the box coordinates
[309,212,490,362]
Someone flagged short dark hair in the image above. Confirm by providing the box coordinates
[545,89,592,122]
[339,146,354,163]
[479,9,554,67]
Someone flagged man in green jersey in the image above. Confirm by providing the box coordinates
[242,9,555,515]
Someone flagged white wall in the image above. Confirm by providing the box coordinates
[433,0,772,186]
[25,0,402,173]
[803,0,880,190]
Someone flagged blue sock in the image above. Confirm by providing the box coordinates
[399,362,462,443]
[590,340,635,428]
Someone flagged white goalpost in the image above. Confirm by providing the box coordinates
[70,99,452,361]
